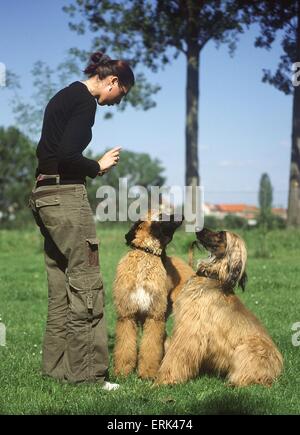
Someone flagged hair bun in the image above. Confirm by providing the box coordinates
[91,51,111,65]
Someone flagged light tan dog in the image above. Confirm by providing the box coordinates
[155,228,283,387]
[113,210,195,380]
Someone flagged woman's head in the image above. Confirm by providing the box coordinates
[83,51,135,106]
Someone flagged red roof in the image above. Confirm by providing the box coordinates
[216,204,258,213]
[206,204,286,216]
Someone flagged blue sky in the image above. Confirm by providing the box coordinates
[0,0,292,207]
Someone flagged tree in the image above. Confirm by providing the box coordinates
[0,126,36,226]
[63,0,251,207]
[248,0,300,227]
[258,172,273,228]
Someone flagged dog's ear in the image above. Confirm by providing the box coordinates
[125,220,142,245]
[238,271,248,291]
[223,260,244,291]
[222,234,247,291]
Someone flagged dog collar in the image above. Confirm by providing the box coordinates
[129,243,163,257]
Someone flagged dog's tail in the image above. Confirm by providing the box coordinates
[188,240,201,269]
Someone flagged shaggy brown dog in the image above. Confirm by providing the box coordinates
[155,228,283,387]
[113,210,195,380]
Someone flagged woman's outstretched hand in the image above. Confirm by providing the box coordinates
[97,146,121,175]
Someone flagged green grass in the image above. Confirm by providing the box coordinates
[0,225,299,415]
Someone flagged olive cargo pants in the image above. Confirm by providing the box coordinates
[28,181,109,384]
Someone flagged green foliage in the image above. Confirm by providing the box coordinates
[63,1,250,58]
[3,69,20,90]
[0,126,36,227]
[270,214,286,229]
[258,213,287,230]
[62,1,253,109]
[258,173,273,229]
[254,228,270,259]
[249,0,296,95]
[249,1,300,228]
[204,214,248,230]
[203,215,222,230]
[259,173,273,211]
[223,214,248,229]
[254,189,286,232]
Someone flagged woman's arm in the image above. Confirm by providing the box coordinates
[97,147,121,176]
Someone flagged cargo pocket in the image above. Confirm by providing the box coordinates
[34,194,61,226]
[86,237,100,267]
[68,272,104,323]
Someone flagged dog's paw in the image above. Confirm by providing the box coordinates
[153,378,174,386]
[138,367,158,380]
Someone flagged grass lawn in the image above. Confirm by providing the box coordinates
[0,224,299,415]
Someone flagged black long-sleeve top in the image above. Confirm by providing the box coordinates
[35,81,99,180]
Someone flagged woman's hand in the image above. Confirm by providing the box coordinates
[98,146,121,175]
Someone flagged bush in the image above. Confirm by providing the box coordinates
[0,208,35,230]
[203,214,249,230]
[257,213,286,230]
[269,215,286,229]
[223,214,248,229]
[203,215,222,229]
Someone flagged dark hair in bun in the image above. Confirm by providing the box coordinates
[84,51,135,89]
[90,51,111,65]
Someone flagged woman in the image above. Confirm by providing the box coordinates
[28,51,134,390]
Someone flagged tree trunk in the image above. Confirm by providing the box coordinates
[287,0,300,227]
[185,43,200,225]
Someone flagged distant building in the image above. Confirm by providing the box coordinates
[204,203,287,225]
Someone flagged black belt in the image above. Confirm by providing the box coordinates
[35,178,86,188]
